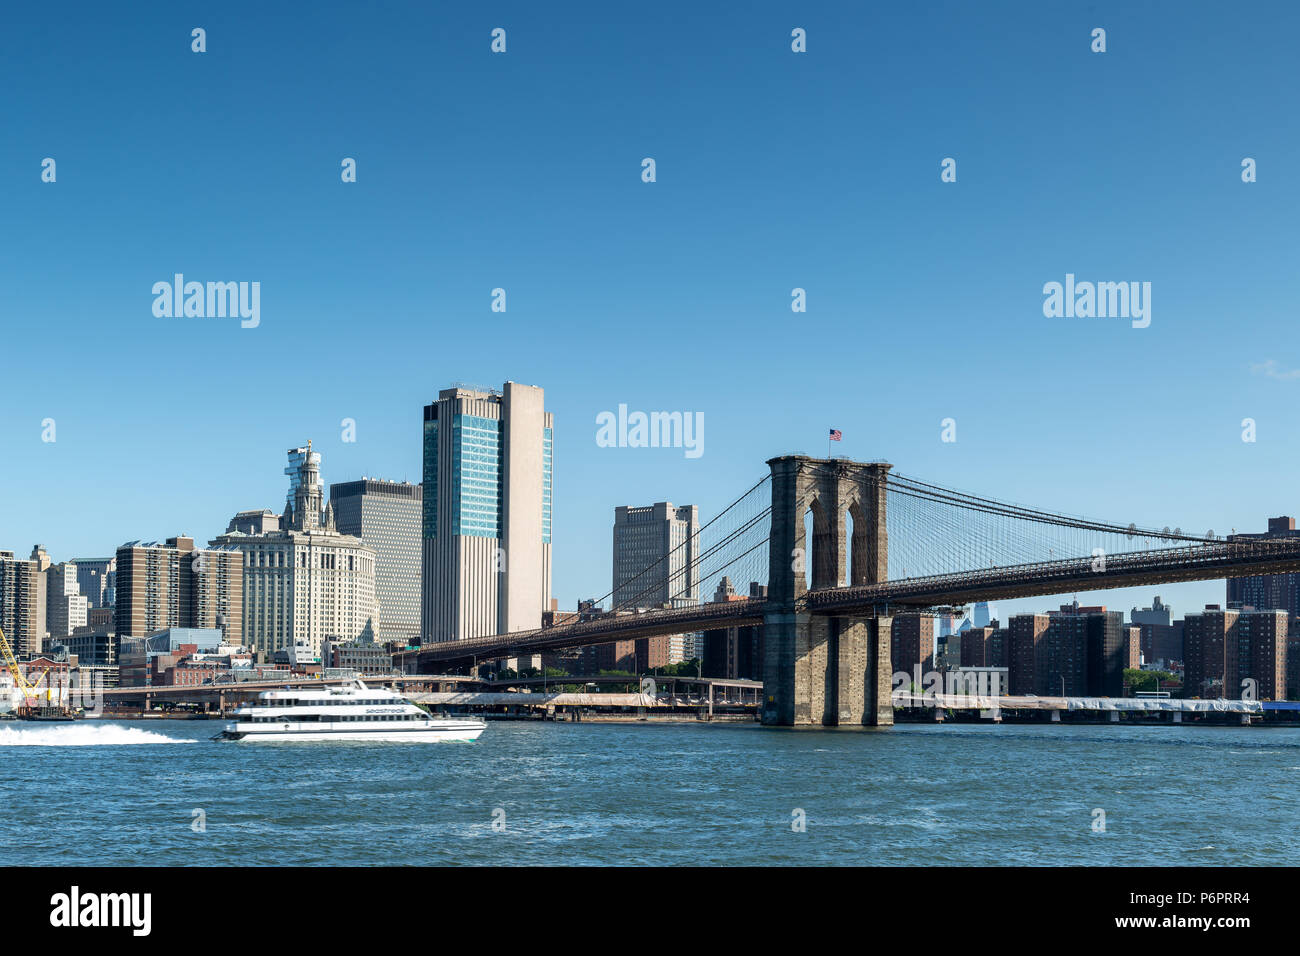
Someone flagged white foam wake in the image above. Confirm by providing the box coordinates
[0,723,195,746]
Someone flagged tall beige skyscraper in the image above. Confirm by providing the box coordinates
[421,382,553,643]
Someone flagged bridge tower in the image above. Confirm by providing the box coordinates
[762,455,894,727]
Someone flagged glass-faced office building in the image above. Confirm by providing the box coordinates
[421,383,553,643]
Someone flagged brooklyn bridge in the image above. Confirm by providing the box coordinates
[392,455,1300,728]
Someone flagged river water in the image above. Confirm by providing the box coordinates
[4,719,1295,865]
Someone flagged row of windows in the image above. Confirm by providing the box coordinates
[453,415,504,538]
[249,713,424,723]
[423,420,440,538]
[259,697,398,706]
[542,427,553,543]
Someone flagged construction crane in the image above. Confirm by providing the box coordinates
[0,624,50,711]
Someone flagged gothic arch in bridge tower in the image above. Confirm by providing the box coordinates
[802,493,835,591]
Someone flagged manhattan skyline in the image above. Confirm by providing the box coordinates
[3,0,1298,622]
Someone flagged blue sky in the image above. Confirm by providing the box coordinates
[1,1,1297,624]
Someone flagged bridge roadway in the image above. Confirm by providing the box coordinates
[395,600,766,669]
[398,537,1300,668]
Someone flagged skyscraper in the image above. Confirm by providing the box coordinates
[612,502,699,609]
[330,479,423,645]
[421,383,553,643]
[71,557,116,610]
[212,443,378,658]
[972,601,997,629]
[1130,595,1183,664]
[45,562,89,641]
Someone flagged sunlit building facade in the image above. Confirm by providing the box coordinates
[421,383,553,644]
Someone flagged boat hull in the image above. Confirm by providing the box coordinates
[218,722,484,743]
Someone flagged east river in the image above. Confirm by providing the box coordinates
[5,719,1295,865]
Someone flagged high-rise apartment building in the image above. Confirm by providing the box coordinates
[891,612,936,673]
[612,502,699,609]
[213,443,378,659]
[1008,605,1126,697]
[115,536,243,642]
[1007,614,1049,696]
[330,479,423,646]
[1126,625,1142,669]
[1183,605,1287,700]
[961,623,1006,668]
[421,382,553,643]
[0,550,45,657]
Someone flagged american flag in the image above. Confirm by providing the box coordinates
[829,429,842,441]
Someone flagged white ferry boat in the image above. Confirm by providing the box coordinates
[215,680,485,743]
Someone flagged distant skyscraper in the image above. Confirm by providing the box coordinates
[213,443,377,658]
[115,536,243,642]
[936,612,962,638]
[612,502,699,609]
[331,479,423,646]
[972,602,997,629]
[1130,595,1182,665]
[1131,596,1172,628]
[71,557,116,610]
[421,383,553,643]
[45,562,88,641]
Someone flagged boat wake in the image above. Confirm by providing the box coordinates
[0,723,194,746]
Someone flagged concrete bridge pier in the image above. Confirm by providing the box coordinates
[762,455,893,727]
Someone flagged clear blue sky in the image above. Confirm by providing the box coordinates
[2,1,1297,624]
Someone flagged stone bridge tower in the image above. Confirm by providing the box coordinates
[762,456,894,727]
